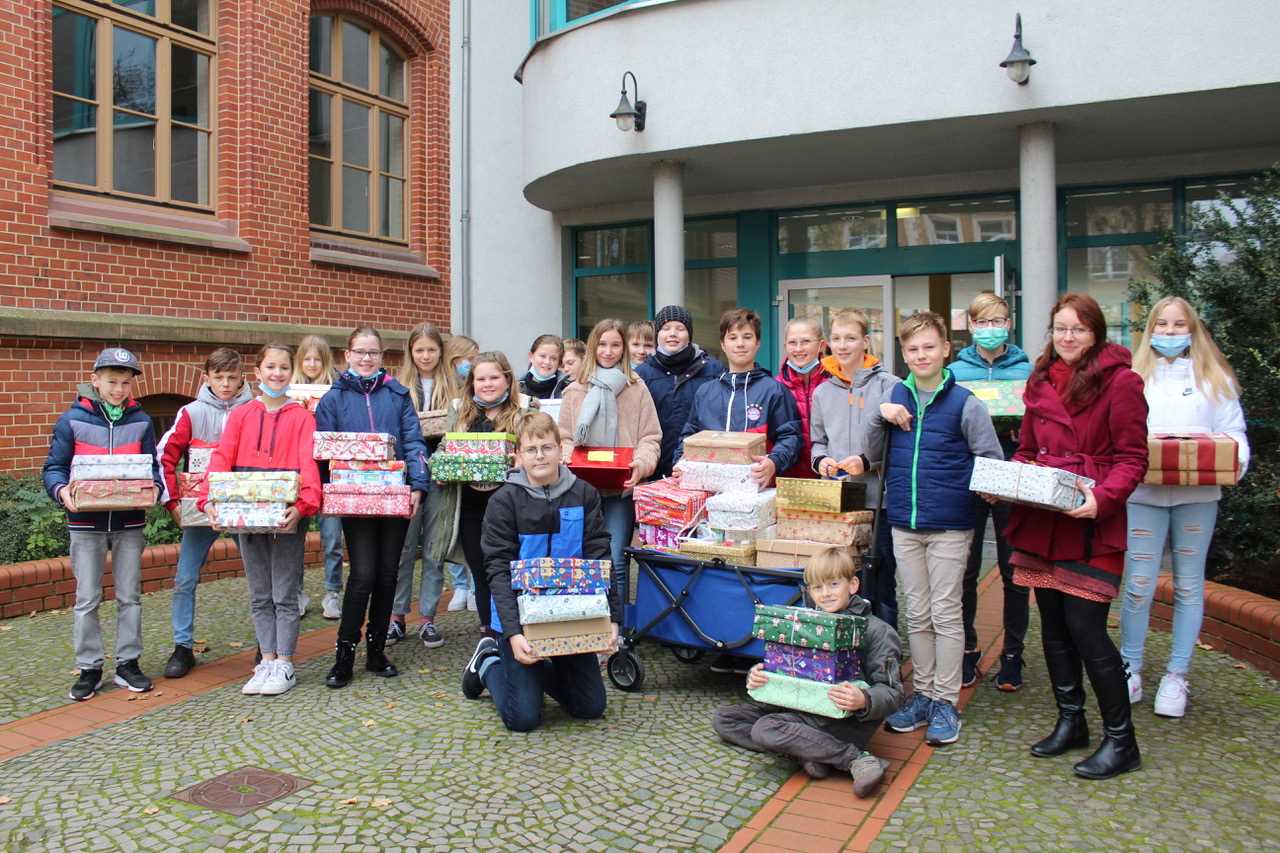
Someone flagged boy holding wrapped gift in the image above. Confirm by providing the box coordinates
[156,347,253,678]
[461,412,620,732]
[867,312,1002,746]
[44,347,163,702]
[713,547,902,798]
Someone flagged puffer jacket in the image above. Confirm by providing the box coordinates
[809,354,900,509]
[673,365,803,474]
[776,361,829,479]
[314,370,430,492]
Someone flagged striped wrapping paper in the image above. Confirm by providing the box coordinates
[632,478,709,527]
[1144,433,1239,486]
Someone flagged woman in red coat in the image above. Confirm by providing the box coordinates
[1003,293,1149,780]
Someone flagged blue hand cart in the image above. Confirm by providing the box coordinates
[605,547,806,692]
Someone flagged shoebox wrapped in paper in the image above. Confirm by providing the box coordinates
[313,431,397,461]
[763,641,864,684]
[69,479,155,511]
[330,459,406,487]
[776,506,874,546]
[776,477,867,513]
[418,409,448,439]
[509,558,611,594]
[748,670,869,719]
[70,453,153,481]
[523,616,613,657]
[285,383,331,413]
[956,380,1027,418]
[633,478,709,527]
[707,524,776,545]
[320,482,413,517]
[206,471,300,503]
[178,498,210,528]
[176,472,204,499]
[517,592,611,625]
[681,431,767,465]
[706,488,776,530]
[674,460,759,494]
[754,538,841,570]
[1144,433,1239,486]
[968,457,1094,512]
[186,447,214,475]
[442,432,517,457]
[429,452,511,484]
[752,603,863,650]
[677,537,756,565]
[568,446,635,491]
[637,522,683,551]
[211,501,291,532]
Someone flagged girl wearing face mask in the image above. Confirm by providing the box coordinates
[431,334,481,610]
[776,317,830,480]
[1119,297,1249,719]
[519,334,572,400]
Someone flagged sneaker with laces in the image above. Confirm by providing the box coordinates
[462,637,500,699]
[994,653,1024,692]
[1126,666,1143,703]
[885,692,933,733]
[447,588,468,611]
[69,668,102,702]
[113,659,153,693]
[926,699,962,745]
[321,591,342,620]
[1153,672,1188,718]
[849,752,888,798]
[242,661,272,695]
[466,592,478,612]
[962,648,982,688]
[386,619,406,646]
[418,619,444,649]
[297,590,310,618]
[260,660,297,696]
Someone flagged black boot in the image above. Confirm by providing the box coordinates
[1074,653,1141,780]
[325,640,357,689]
[1030,640,1090,757]
[365,633,399,678]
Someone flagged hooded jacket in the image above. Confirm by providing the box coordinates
[947,343,1033,381]
[673,365,803,474]
[314,371,431,492]
[481,465,619,640]
[157,381,254,508]
[776,360,830,479]
[635,346,725,478]
[809,354,901,509]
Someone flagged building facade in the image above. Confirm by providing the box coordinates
[455,0,1280,372]
[0,0,450,473]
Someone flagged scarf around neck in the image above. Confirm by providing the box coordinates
[574,365,628,447]
[654,343,700,376]
[100,400,125,422]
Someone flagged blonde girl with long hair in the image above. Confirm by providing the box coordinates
[294,334,344,620]
[1119,296,1250,718]
[292,334,338,386]
[432,333,480,611]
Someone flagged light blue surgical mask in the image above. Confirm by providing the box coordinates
[457,361,472,379]
[972,327,1010,350]
[473,390,510,409]
[258,382,289,399]
[529,365,557,382]
[1151,333,1191,358]
[788,359,820,375]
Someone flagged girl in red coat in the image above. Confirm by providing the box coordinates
[776,317,829,479]
[1002,293,1148,780]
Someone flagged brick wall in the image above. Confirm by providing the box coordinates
[1150,576,1280,680]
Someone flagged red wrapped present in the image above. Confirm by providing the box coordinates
[69,479,155,511]
[632,478,708,527]
[1144,433,1239,486]
[176,472,205,499]
[321,483,413,517]
[568,447,634,491]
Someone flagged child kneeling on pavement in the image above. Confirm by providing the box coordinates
[712,547,903,798]
[461,411,620,732]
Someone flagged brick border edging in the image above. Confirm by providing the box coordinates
[1150,576,1280,678]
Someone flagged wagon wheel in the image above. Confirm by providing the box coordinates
[607,650,645,692]
[671,646,705,664]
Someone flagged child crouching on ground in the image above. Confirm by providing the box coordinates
[712,547,903,798]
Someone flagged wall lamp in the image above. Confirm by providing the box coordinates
[609,71,646,132]
[999,13,1036,85]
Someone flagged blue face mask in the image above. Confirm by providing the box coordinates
[258,382,289,399]
[1151,333,1191,357]
[457,361,472,379]
[473,390,510,409]
[972,327,1010,350]
[788,359,820,375]
[529,365,557,382]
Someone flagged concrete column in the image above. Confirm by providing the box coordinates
[652,160,685,309]
[1018,122,1057,353]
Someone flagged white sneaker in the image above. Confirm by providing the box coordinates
[1126,668,1143,704]
[466,592,477,612]
[447,588,468,612]
[1153,672,1188,718]
[242,662,271,695]
[259,660,297,696]
[298,591,311,618]
[322,591,342,620]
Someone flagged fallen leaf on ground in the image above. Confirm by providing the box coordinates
[372,798,392,808]
[28,611,37,618]
[339,797,359,806]
[1196,641,1214,651]
[0,626,12,631]
[238,716,254,724]
[228,641,244,649]
[362,719,376,728]
[1233,663,1247,669]
[127,696,138,702]
[197,646,209,654]
[69,669,80,676]
[142,807,159,816]
[140,695,151,701]
[155,692,163,697]
[0,797,11,805]
[195,639,207,644]
[416,668,430,675]
[48,609,62,615]
[384,702,396,710]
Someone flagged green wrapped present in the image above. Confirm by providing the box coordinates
[752,604,864,650]
[748,670,870,719]
[429,451,511,483]
[957,380,1026,417]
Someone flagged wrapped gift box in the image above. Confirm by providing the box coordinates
[331,459,406,487]
[510,558,611,593]
[429,452,510,484]
[674,460,759,494]
[321,483,413,517]
[763,642,864,684]
[755,538,840,570]
[776,507,874,546]
[211,501,290,532]
[568,446,635,491]
[637,522,683,551]
[523,616,613,657]
[682,431,767,465]
[186,447,214,475]
[442,432,517,456]
[677,538,756,565]
[753,604,862,650]
[1144,433,1239,486]
[69,479,155,511]
[517,592,611,625]
[313,431,396,461]
[748,670,867,719]
[708,524,776,545]
[207,471,300,503]
[633,478,709,527]
[706,488,776,530]
[957,379,1027,418]
[777,478,867,513]
[70,454,153,481]
[969,457,1093,512]
[178,498,210,528]
[418,409,448,439]
[176,472,205,499]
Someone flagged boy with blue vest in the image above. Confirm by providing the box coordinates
[868,312,1002,745]
[42,348,163,701]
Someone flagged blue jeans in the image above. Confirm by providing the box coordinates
[447,562,471,592]
[1120,500,1219,676]
[171,524,220,648]
[318,514,344,592]
[393,492,444,618]
[600,494,635,604]
[481,636,607,732]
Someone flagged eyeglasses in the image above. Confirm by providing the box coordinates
[972,317,1009,328]
[351,349,383,359]
[1052,326,1091,339]
[520,444,558,458]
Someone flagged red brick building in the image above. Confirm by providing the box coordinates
[0,0,450,473]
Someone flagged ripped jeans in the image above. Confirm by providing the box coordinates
[1119,500,1219,676]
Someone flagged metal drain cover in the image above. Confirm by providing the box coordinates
[170,766,313,816]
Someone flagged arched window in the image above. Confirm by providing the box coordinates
[139,393,193,440]
[308,14,409,242]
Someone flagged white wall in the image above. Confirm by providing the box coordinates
[451,0,562,369]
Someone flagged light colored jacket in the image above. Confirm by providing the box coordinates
[558,377,662,495]
[809,355,900,509]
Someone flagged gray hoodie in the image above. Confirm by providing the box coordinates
[809,361,901,509]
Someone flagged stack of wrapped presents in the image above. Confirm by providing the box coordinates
[748,603,870,718]
[315,431,411,517]
[285,384,331,413]
[176,446,214,527]
[510,558,614,656]
[206,470,300,532]
[429,432,515,484]
[672,431,771,565]
[1144,433,1239,486]
[633,477,709,551]
[68,454,155,511]
[968,457,1094,512]
[755,477,874,571]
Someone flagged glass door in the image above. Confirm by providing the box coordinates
[890,272,997,378]
[777,276,893,374]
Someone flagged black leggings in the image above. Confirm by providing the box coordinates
[1035,586,1121,664]
[338,516,411,645]
[458,490,493,632]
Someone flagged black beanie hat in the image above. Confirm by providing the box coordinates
[653,305,693,337]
